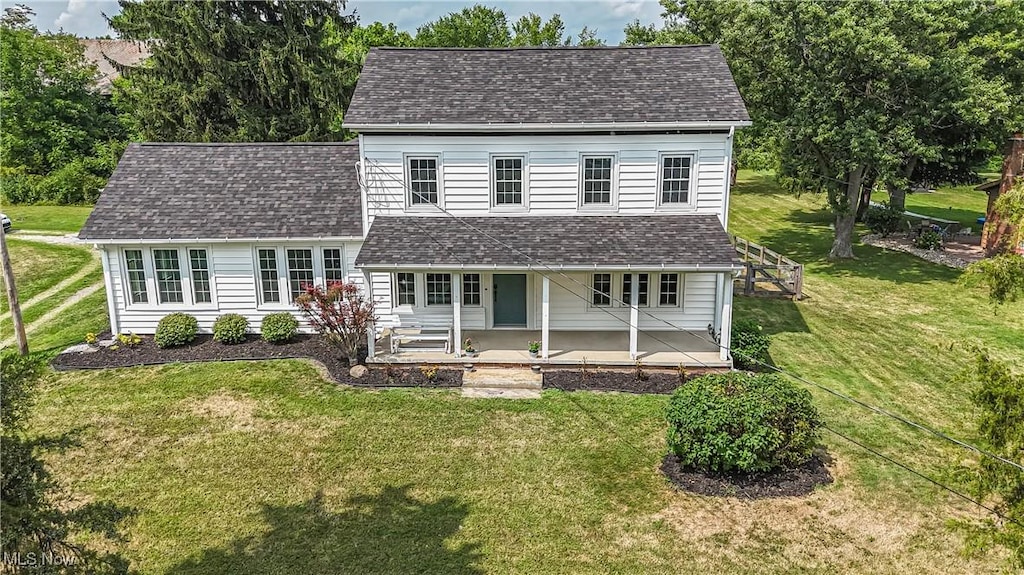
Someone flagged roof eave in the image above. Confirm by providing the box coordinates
[355,262,744,272]
[81,235,365,245]
[344,120,752,133]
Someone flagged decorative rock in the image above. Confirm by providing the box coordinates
[349,365,368,379]
[61,343,99,354]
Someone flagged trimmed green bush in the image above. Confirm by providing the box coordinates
[863,201,904,236]
[261,313,298,343]
[914,229,943,250]
[732,318,771,371]
[666,372,823,473]
[154,313,198,348]
[213,313,249,344]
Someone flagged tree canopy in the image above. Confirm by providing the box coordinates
[414,5,603,48]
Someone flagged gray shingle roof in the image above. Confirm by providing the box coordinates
[345,46,750,127]
[79,142,363,240]
[355,214,740,269]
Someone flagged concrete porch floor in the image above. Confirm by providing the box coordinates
[369,329,730,368]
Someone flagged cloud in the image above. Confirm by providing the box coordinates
[603,0,646,18]
[54,0,90,31]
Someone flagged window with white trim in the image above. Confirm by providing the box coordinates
[493,156,524,206]
[323,248,344,283]
[124,249,148,304]
[426,273,452,305]
[582,156,613,205]
[463,273,481,305]
[659,273,680,306]
[592,273,612,306]
[395,272,415,306]
[660,155,693,205]
[188,248,212,303]
[408,157,439,205]
[286,249,314,301]
[622,273,649,306]
[153,249,184,303]
[257,248,281,304]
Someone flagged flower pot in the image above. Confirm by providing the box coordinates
[531,365,542,374]
[528,350,539,358]
[463,363,475,372]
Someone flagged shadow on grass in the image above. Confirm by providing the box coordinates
[734,295,810,336]
[166,485,482,575]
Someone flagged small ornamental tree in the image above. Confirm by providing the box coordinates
[295,281,376,365]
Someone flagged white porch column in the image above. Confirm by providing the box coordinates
[541,275,550,359]
[452,272,462,357]
[629,273,639,360]
[720,271,734,362]
[362,269,375,359]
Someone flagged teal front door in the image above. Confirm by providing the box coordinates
[493,274,527,327]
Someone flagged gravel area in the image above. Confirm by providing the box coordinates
[861,233,983,269]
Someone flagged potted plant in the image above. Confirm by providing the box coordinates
[528,340,541,358]
[463,337,478,357]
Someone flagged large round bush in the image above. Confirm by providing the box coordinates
[863,201,904,236]
[154,313,198,348]
[732,318,771,371]
[261,313,298,343]
[213,313,249,344]
[666,372,823,473]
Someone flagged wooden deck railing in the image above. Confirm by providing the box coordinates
[730,235,804,300]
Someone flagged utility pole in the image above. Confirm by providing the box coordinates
[0,225,29,355]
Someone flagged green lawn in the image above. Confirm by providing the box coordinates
[0,238,95,312]
[18,180,1024,573]
[1,204,93,233]
[875,182,989,228]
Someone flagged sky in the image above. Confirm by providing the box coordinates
[9,0,667,45]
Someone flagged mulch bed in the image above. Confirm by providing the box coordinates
[50,334,461,388]
[660,453,834,499]
[543,369,714,394]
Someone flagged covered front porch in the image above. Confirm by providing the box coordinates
[368,329,729,368]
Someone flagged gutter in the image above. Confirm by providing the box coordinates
[355,262,745,273]
[83,236,365,245]
[344,120,752,133]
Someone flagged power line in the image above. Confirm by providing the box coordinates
[360,157,1024,475]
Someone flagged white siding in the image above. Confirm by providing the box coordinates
[368,270,716,332]
[105,241,364,334]
[360,133,731,224]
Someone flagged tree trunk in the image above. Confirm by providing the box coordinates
[855,171,876,222]
[829,166,866,260]
[1,226,29,355]
[887,183,907,212]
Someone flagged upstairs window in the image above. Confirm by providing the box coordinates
[153,249,183,304]
[188,249,212,303]
[323,248,344,283]
[582,156,613,205]
[660,155,693,205]
[395,273,415,306]
[592,273,612,306]
[463,273,481,306]
[426,273,452,305]
[408,157,439,205]
[493,156,524,206]
[622,273,649,306]
[124,249,148,304]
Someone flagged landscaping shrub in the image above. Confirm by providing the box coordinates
[213,313,249,344]
[914,229,943,250]
[666,372,823,473]
[863,201,904,236]
[295,281,376,365]
[261,312,298,343]
[732,318,771,371]
[154,313,198,348]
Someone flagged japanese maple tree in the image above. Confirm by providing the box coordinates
[295,281,376,365]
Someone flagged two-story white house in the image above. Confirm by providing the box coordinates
[79,45,750,367]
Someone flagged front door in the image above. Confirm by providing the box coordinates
[493,274,527,327]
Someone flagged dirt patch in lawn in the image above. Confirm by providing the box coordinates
[51,334,461,388]
[543,368,722,394]
[660,453,833,499]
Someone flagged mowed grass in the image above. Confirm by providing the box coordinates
[0,238,95,312]
[1,204,93,233]
[21,185,1023,573]
[874,183,989,228]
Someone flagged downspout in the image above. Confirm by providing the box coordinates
[722,126,736,229]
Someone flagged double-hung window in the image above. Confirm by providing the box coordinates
[659,273,680,306]
[124,249,148,304]
[462,273,481,305]
[257,248,281,304]
[407,157,439,206]
[622,273,649,306]
[659,154,693,206]
[188,249,212,303]
[395,272,415,306]
[153,249,184,304]
[426,273,452,305]
[492,156,525,207]
[592,273,612,306]
[581,155,614,206]
[323,248,344,283]
[286,249,314,301]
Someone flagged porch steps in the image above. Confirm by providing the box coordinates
[461,368,542,399]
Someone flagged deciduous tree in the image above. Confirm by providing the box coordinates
[295,281,377,366]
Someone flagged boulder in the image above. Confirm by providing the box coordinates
[349,365,369,379]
